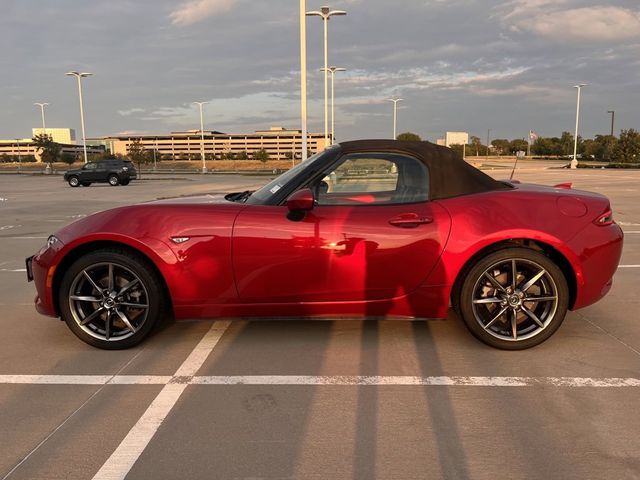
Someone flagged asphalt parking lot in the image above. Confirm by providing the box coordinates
[1,168,639,480]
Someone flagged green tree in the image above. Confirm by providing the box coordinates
[60,153,76,165]
[491,139,510,155]
[127,139,152,177]
[32,134,61,165]
[509,139,528,155]
[396,132,422,142]
[611,129,640,163]
[236,151,249,160]
[252,149,269,163]
[470,136,484,156]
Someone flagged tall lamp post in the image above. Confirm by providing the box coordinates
[387,97,403,139]
[320,66,346,145]
[15,139,22,172]
[572,84,587,169]
[65,72,92,164]
[193,101,209,173]
[34,102,49,137]
[300,0,308,161]
[307,6,347,148]
[608,110,615,137]
[486,128,492,160]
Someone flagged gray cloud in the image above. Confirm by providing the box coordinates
[1,0,639,143]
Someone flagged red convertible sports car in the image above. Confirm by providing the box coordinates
[27,140,623,350]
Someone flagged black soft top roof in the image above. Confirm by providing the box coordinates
[338,139,511,200]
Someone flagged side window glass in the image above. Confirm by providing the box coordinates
[85,163,97,170]
[314,153,428,205]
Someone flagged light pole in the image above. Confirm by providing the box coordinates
[320,66,346,145]
[608,110,615,137]
[34,102,49,137]
[300,0,308,161]
[307,6,347,148]
[15,139,22,172]
[387,97,403,139]
[193,102,209,173]
[65,72,92,163]
[572,84,587,169]
[486,129,491,160]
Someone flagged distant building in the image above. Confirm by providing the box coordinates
[0,133,102,162]
[32,128,76,144]
[90,127,329,161]
[436,131,469,147]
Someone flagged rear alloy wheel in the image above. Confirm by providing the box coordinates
[59,249,165,349]
[458,248,569,350]
[108,174,120,186]
[68,176,80,187]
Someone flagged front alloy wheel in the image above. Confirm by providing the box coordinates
[108,174,120,186]
[59,249,165,349]
[459,248,569,349]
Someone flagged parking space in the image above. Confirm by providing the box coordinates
[1,170,639,479]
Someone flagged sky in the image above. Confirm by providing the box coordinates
[1,0,639,143]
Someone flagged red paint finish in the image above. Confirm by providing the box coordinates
[30,182,623,323]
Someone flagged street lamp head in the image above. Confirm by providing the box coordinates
[34,102,49,107]
[306,10,323,17]
[573,83,587,88]
[328,9,346,16]
[387,97,403,103]
[66,71,92,78]
[333,67,346,72]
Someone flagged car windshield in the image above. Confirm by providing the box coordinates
[244,149,331,205]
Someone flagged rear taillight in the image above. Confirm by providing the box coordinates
[594,209,614,226]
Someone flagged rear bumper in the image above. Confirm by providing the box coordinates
[571,223,624,310]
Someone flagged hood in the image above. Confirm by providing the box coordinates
[147,192,233,205]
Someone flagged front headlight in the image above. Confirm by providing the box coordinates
[47,235,60,248]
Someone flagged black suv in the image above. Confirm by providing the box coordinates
[64,159,137,187]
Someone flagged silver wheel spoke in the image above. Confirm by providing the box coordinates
[484,306,508,330]
[520,269,546,293]
[473,297,503,304]
[105,313,111,340]
[115,309,136,333]
[117,278,139,296]
[80,306,105,326]
[108,263,114,292]
[483,272,507,293]
[119,302,148,309]
[82,270,103,294]
[70,295,101,302]
[526,295,557,302]
[522,305,545,328]
[511,309,518,339]
[511,260,517,289]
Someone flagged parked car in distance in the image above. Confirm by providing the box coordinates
[30,140,623,350]
[64,159,137,187]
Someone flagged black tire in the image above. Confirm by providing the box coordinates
[58,248,166,349]
[81,182,92,187]
[108,174,120,186]
[458,247,569,350]
[121,179,130,186]
[68,176,80,187]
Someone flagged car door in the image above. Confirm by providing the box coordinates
[94,161,109,181]
[81,162,98,181]
[232,151,451,304]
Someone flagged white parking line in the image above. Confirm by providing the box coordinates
[0,268,26,272]
[91,320,231,480]
[0,374,637,388]
[619,265,640,268]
